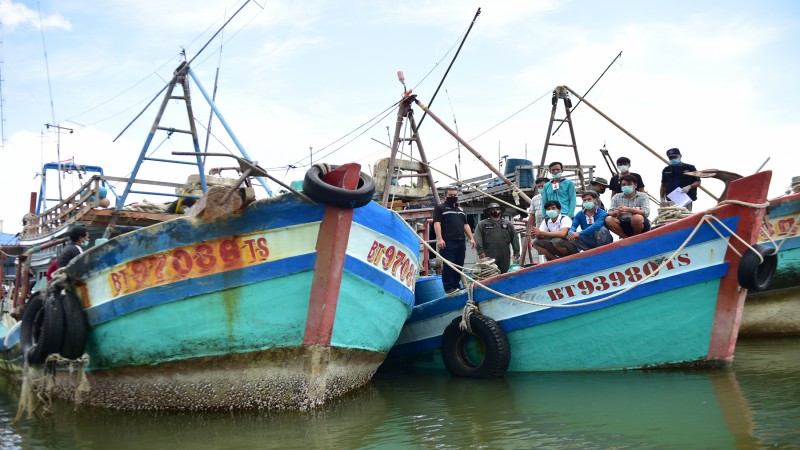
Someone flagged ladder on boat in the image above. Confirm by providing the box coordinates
[539,86,588,193]
[102,60,274,238]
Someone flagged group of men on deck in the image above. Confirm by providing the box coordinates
[432,148,702,293]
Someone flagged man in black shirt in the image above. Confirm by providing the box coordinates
[660,148,701,211]
[58,226,90,268]
[433,188,475,294]
[609,156,646,196]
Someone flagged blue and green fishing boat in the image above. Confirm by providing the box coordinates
[0,59,419,411]
[388,171,774,374]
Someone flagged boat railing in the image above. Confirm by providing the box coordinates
[21,175,192,240]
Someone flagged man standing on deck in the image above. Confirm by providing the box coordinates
[609,157,646,196]
[660,148,701,211]
[541,162,576,219]
[475,203,520,273]
[434,188,475,294]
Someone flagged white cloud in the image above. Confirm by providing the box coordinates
[0,1,71,31]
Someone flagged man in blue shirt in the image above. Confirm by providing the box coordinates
[541,161,576,218]
[567,191,612,250]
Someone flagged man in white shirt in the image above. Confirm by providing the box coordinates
[532,200,578,261]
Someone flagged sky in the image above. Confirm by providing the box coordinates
[0,0,798,234]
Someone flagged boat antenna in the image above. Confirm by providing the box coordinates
[445,88,462,177]
[38,1,62,199]
[114,0,254,142]
[0,23,6,149]
[417,7,481,130]
[202,7,227,166]
[552,50,622,136]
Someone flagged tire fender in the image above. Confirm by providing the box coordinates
[302,164,375,209]
[440,314,511,378]
[20,291,64,364]
[59,288,89,359]
[738,243,778,291]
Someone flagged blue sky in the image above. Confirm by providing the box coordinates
[0,0,798,234]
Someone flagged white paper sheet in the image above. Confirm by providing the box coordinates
[667,187,692,207]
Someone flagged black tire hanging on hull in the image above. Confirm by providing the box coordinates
[440,314,511,378]
[302,164,376,209]
[738,243,778,291]
[20,291,64,364]
[58,288,89,359]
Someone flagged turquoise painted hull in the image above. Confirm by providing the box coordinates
[86,270,410,371]
[399,279,721,372]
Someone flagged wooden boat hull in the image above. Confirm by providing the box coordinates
[740,192,800,336]
[2,195,419,410]
[388,172,771,372]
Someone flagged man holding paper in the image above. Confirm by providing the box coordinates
[660,148,701,210]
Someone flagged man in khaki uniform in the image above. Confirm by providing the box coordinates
[475,203,520,273]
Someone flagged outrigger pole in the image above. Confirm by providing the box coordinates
[562,85,720,202]
[417,7,481,130]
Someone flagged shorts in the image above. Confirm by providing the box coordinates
[533,237,578,256]
[620,217,651,236]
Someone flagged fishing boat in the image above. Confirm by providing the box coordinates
[740,181,800,336]
[0,57,419,411]
[381,88,776,374]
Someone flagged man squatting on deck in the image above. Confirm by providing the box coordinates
[533,200,577,261]
[474,203,520,273]
[434,188,475,294]
[605,175,651,239]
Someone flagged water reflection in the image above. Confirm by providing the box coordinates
[0,338,798,449]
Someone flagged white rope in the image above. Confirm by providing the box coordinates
[468,257,501,279]
[460,285,479,334]
[652,205,693,227]
[391,200,768,309]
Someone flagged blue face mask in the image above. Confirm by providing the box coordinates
[81,240,90,248]
[670,158,681,165]
[583,201,595,210]
[546,210,559,219]
[621,186,635,195]
[551,172,562,179]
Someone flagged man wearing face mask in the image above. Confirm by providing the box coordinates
[541,161,576,219]
[434,188,476,294]
[475,203,520,273]
[567,191,612,250]
[532,200,577,260]
[609,157,646,196]
[58,226,90,269]
[660,148,701,211]
[605,175,651,238]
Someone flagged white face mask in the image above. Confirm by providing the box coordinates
[617,165,629,173]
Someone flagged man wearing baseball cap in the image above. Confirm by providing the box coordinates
[660,148,701,210]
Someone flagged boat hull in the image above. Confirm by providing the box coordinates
[2,194,419,410]
[389,172,771,372]
[740,192,800,336]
